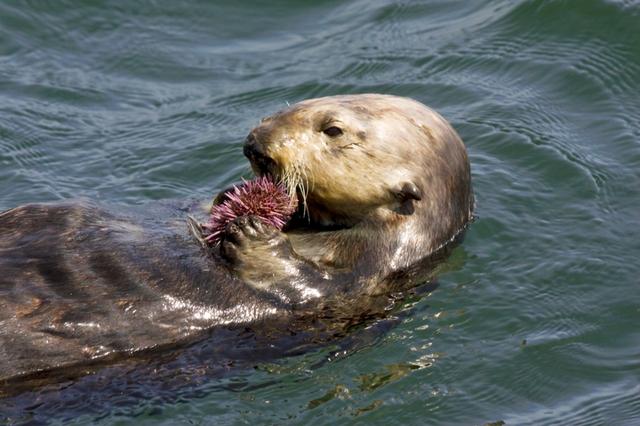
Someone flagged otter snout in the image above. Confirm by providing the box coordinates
[244,132,277,176]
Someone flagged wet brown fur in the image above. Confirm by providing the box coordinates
[244,94,473,273]
[0,94,473,392]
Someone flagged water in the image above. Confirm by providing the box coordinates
[1,0,639,424]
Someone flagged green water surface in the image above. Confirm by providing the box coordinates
[1,1,639,425]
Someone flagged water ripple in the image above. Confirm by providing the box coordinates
[1,0,640,424]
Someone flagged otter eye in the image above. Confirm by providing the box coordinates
[323,126,343,137]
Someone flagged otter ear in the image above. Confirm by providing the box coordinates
[394,182,422,202]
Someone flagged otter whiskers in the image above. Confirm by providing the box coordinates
[279,161,310,219]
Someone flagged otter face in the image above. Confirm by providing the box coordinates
[244,94,469,227]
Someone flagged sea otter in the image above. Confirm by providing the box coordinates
[0,94,473,393]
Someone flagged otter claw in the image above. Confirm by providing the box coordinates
[248,216,268,235]
[220,215,285,264]
[222,215,278,246]
[224,222,244,245]
[220,239,239,260]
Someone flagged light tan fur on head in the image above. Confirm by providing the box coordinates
[245,94,472,240]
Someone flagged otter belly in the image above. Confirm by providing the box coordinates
[0,94,474,396]
[0,202,286,387]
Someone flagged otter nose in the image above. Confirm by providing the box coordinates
[243,132,276,175]
[243,133,262,160]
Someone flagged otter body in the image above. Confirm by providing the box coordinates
[0,94,473,392]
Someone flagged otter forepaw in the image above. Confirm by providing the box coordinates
[225,215,278,243]
[220,215,288,264]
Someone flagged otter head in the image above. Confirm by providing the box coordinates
[243,94,472,238]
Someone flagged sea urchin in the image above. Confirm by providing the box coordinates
[201,176,297,245]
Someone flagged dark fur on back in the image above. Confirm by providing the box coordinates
[0,95,473,393]
[0,203,278,386]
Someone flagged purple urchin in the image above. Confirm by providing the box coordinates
[202,176,297,245]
